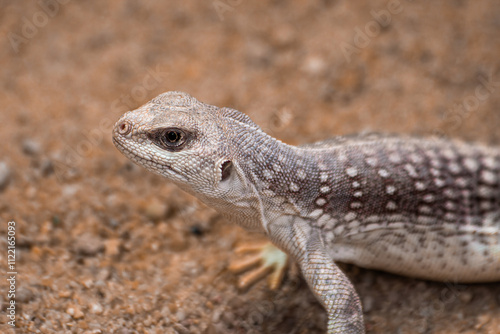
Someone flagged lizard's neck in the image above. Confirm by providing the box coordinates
[226,128,318,232]
[234,127,310,190]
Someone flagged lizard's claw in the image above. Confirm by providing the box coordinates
[229,241,288,290]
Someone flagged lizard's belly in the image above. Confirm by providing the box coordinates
[326,222,500,282]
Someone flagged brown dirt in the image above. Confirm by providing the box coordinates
[1,1,500,333]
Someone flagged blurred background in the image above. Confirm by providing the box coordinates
[0,1,499,333]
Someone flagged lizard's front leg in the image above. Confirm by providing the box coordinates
[269,216,365,334]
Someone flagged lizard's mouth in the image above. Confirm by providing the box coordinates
[112,135,179,177]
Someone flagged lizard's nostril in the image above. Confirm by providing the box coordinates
[118,121,132,136]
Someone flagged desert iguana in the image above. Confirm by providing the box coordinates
[113,91,500,333]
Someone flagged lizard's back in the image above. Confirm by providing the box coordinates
[298,135,500,282]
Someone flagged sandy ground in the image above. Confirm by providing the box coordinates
[1,0,500,333]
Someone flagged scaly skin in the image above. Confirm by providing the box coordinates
[113,91,500,333]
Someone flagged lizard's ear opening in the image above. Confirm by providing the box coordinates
[220,160,233,182]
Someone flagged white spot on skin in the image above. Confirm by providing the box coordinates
[309,209,324,219]
[434,178,446,188]
[478,186,495,198]
[338,153,348,162]
[480,201,492,210]
[418,205,432,214]
[316,214,329,228]
[444,213,457,221]
[325,231,334,243]
[320,172,328,183]
[410,153,424,164]
[262,190,275,197]
[364,215,380,224]
[388,153,402,164]
[317,215,336,229]
[353,191,363,198]
[455,177,468,188]
[423,194,435,203]
[442,149,457,160]
[415,181,426,191]
[426,150,438,159]
[386,185,396,195]
[273,163,282,173]
[404,164,418,178]
[346,167,358,177]
[444,188,458,199]
[297,169,307,180]
[348,220,360,230]
[463,158,479,173]
[480,170,497,185]
[263,169,273,180]
[334,225,345,236]
[386,201,397,210]
[430,159,442,169]
[289,182,300,192]
[483,157,498,169]
[461,189,471,198]
[352,181,360,188]
[350,202,362,209]
[430,168,440,177]
[378,169,390,178]
[316,197,327,206]
[365,157,378,167]
[444,201,456,211]
[318,162,328,171]
[320,185,331,194]
[448,163,461,174]
[344,212,357,221]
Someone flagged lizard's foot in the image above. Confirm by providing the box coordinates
[228,241,288,290]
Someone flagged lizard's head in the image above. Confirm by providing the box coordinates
[112,91,261,205]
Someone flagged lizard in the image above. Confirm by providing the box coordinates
[112,91,500,333]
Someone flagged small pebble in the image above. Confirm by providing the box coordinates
[459,291,473,304]
[362,295,374,313]
[16,287,34,303]
[73,233,104,256]
[40,159,54,176]
[96,268,110,281]
[67,305,85,319]
[144,200,168,221]
[0,162,11,191]
[62,184,80,197]
[81,277,94,289]
[59,290,72,298]
[302,55,327,76]
[104,239,121,256]
[22,139,41,155]
[176,310,186,322]
[90,302,103,314]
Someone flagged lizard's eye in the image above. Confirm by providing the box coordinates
[165,130,183,143]
[149,128,189,151]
